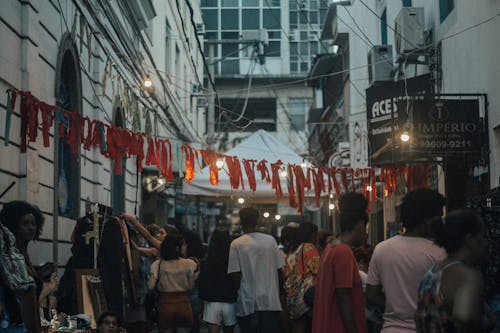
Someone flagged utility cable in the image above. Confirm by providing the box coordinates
[56,0,113,123]
[357,0,419,49]
[292,0,330,53]
[174,0,203,88]
[262,0,310,64]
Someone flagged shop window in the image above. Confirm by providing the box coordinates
[439,0,454,23]
[55,34,82,219]
[111,106,126,215]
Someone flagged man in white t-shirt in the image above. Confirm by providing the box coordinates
[366,188,447,333]
[228,207,285,333]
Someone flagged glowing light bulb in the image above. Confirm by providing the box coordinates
[143,77,153,88]
[237,197,245,204]
[329,203,335,210]
[366,185,373,192]
[216,158,224,169]
[275,214,281,220]
[279,170,288,178]
[400,131,410,142]
[263,212,270,218]
[301,162,308,168]
[329,193,334,199]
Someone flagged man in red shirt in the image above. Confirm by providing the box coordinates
[312,193,368,333]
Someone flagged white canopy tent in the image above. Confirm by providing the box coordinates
[182,130,316,201]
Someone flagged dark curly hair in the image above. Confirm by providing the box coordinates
[239,207,260,229]
[432,209,484,254]
[97,311,121,327]
[297,222,318,244]
[401,189,446,231]
[338,193,368,233]
[0,200,44,239]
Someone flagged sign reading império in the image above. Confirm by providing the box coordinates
[403,99,482,154]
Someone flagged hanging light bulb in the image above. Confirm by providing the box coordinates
[329,203,335,210]
[366,185,373,192]
[275,214,281,221]
[301,161,308,168]
[263,212,270,218]
[143,76,153,88]
[279,169,288,179]
[329,193,334,199]
[400,131,410,142]
[237,197,245,204]
[216,158,224,169]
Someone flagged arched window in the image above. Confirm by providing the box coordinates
[55,34,82,219]
[111,105,126,214]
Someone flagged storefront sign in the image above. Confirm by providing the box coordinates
[366,74,431,165]
[402,99,482,154]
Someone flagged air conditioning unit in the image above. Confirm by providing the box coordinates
[395,7,425,55]
[195,23,205,36]
[367,45,393,86]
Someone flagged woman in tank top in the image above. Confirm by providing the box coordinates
[415,209,494,332]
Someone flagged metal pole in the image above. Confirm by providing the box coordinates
[207,43,215,149]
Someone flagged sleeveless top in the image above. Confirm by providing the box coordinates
[415,261,461,333]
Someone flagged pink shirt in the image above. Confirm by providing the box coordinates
[367,235,446,333]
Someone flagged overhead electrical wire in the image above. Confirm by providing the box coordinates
[292,0,331,53]
[357,0,419,49]
[56,0,113,123]
[174,0,203,88]
[262,0,310,64]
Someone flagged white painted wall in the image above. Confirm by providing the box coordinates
[0,0,205,268]
[332,0,500,183]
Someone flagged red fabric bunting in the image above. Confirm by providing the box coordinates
[270,160,284,197]
[40,102,54,148]
[19,92,31,152]
[287,164,297,209]
[200,149,221,186]
[256,160,271,183]
[182,144,197,184]
[225,155,245,191]
[242,159,257,191]
[146,137,156,166]
[27,98,39,143]
[293,165,307,214]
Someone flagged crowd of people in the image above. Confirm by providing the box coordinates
[0,187,498,333]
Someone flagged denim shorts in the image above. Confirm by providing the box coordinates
[202,302,237,326]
